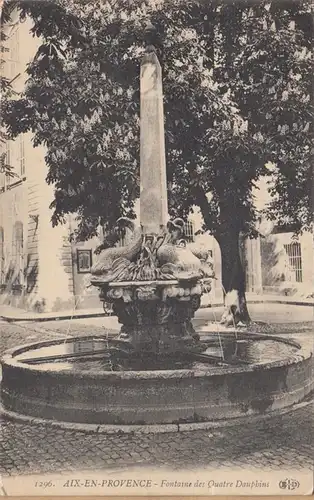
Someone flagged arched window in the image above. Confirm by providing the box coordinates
[12,221,24,285]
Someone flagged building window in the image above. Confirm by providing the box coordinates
[19,135,25,176]
[12,221,24,285]
[0,227,4,285]
[183,221,195,243]
[5,142,11,187]
[0,168,5,192]
[77,249,92,273]
[9,28,20,79]
[117,231,126,247]
[2,136,26,187]
[101,225,127,247]
[284,242,302,283]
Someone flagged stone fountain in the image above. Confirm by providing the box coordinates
[1,30,313,427]
[90,38,212,357]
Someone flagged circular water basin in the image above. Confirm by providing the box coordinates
[1,332,313,426]
[13,334,300,372]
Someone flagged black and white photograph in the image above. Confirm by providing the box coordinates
[0,0,313,495]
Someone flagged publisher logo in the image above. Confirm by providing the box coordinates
[279,478,300,491]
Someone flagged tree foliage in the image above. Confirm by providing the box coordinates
[3,0,312,242]
[1,0,312,323]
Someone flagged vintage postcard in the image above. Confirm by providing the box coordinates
[0,0,313,496]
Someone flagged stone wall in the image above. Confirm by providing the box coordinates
[35,173,75,312]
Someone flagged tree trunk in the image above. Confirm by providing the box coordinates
[216,230,251,326]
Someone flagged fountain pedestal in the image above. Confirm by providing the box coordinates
[93,279,207,354]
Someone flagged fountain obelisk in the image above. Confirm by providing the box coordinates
[90,23,209,355]
[140,26,168,235]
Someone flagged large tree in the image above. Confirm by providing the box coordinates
[3,0,313,324]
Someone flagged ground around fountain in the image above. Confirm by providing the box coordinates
[0,303,313,479]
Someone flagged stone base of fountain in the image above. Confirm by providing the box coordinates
[1,332,313,426]
[94,278,205,354]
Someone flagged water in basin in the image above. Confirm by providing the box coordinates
[15,335,299,372]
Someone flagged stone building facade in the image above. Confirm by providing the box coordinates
[259,227,313,297]
[244,177,313,298]
[0,14,80,311]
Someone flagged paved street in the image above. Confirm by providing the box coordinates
[0,303,313,478]
[1,401,313,477]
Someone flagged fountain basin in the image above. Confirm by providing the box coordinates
[1,333,313,425]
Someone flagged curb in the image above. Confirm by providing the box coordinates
[0,311,111,323]
[1,397,312,434]
[246,299,314,307]
[1,298,313,323]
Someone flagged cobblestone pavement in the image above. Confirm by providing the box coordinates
[1,401,313,476]
[0,321,313,477]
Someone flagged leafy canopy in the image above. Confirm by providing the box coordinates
[2,0,313,241]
